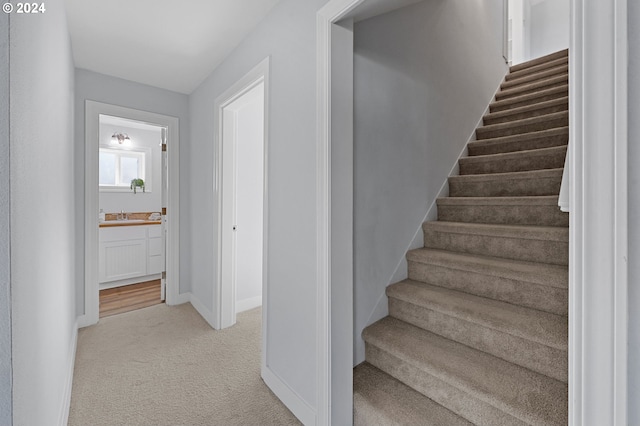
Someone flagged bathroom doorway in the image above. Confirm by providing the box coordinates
[97,115,166,317]
[81,102,180,328]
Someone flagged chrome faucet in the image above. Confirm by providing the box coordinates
[117,210,128,220]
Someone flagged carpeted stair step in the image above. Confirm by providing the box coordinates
[386,280,568,382]
[468,127,568,156]
[501,64,568,90]
[459,146,567,175]
[354,362,473,426]
[363,317,568,425]
[509,49,568,73]
[506,56,568,82]
[449,168,563,197]
[422,221,568,266]
[436,195,569,227]
[476,111,568,140]
[496,75,568,101]
[407,248,568,315]
[490,84,568,112]
[483,97,568,125]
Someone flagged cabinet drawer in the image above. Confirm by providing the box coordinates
[148,225,162,238]
[148,237,163,256]
[148,255,164,275]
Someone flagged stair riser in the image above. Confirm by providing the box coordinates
[422,228,568,265]
[437,203,569,227]
[510,50,568,73]
[388,298,568,382]
[365,344,528,426]
[468,132,568,156]
[460,148,566,175]
[449,173,562,197]
[507,57,568,81]
[490,88,568,112]
[476,115,568,140]
[497,79,568,101]
[407,261,568,315]
[501,66,568,90]
[483,102,568,125]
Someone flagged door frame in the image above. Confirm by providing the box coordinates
[212,58,269,338]
[80,101,180,328]
[317,0,628,425]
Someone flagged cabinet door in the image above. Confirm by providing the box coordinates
[148,236,164,274]
[99,239,147,283]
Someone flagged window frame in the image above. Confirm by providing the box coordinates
[98,145,152,192]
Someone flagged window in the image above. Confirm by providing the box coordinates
[99,146,150,191]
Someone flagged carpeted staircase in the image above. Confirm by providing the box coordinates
[354,49,569,425]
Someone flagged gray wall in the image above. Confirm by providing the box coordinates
[529,0,569,59]
[9,0,77,423]
[0,11,11,426]
[353,0,508,364]
[189,0,329,411]
[74,69,191,315]
[628,0,639,422]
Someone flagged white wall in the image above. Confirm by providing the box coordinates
[353,0,508,365]
[628,0,639,423]
[529,0,569,59]
[189,0,329,415]
[0,11,11,426]
[231,85,264,311]
[98,123,162,214]
[74,69,191,312]
[9,0,77,423]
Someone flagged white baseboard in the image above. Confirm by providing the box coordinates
[262,365,316,426]
[189,294,216,329]
[236,296,262,313]
[58,319,78,426]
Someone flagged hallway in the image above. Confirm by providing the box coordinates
[68,304,299,425]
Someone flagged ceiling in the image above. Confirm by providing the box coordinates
[64,0,282,94]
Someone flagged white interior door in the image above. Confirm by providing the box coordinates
[220,81,265,329]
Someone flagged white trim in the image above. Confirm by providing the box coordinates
[262,365,315,426]
[83,101,180,327]
[316,1,363,424]
[236,296,262,314]
[173,291,191,306]
[568,0,628,424]
[213,56,269,332]
[57,320,78,426]
[189,294,215,326]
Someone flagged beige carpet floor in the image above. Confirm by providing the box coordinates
[68,303,301,426]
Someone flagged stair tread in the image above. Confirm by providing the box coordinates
[354,362,473,426]
[422,221,568,242]
[496,75,568,99]
[388,279,567,349]
[460,145,567,166]
[509,49,568,72]
[450,167,563,184]
[502,64,568,89]
[438,194,559,206]
[468,127,568,153]
[506,57,568,81]
[363,317,568,425]
[407,247,567,289]
[484,96,568,122]
[478,111,567,133]
[491,84,568,110]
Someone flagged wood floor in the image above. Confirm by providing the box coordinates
[99,280,163,318]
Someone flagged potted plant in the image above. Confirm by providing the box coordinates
[130,178,145,194]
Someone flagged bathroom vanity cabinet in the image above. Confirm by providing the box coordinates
[99,223,163,286]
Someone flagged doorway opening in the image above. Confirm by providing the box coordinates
[81,101,180,328]
[97,115,166,317]
[214,58,268,333]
